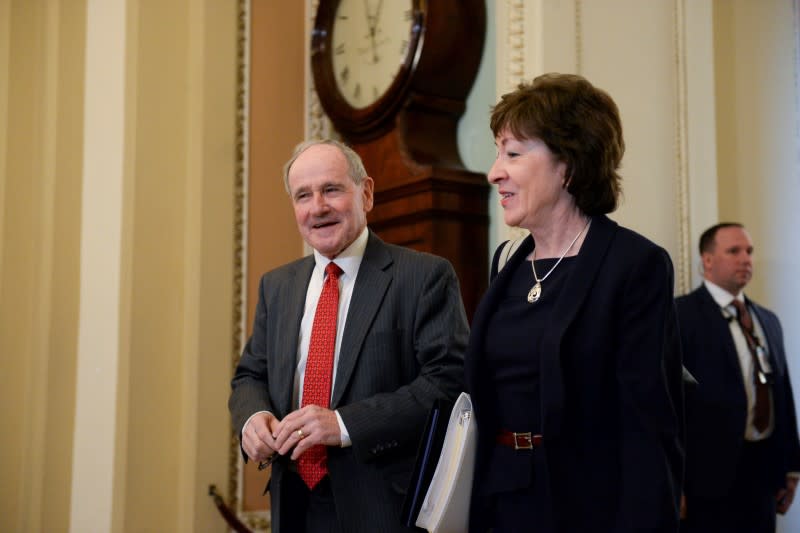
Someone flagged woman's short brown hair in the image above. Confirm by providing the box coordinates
[490,73,624,215]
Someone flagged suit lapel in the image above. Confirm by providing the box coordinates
[331,233,393,408]
[466,234,533,399]
[469,216,617,439]
[539,215,616,438]
[695,285,743,380]
[273,257,315,416]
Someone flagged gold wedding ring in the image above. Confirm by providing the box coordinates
[297,428,305,439]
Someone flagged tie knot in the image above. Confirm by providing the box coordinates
[325,262,343,279]
[731,299,753,331]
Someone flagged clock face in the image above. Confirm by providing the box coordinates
[331,0,416,110]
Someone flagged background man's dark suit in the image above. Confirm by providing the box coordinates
[677,284,800,531]
[229,232,468,533]
[465,214,684,532]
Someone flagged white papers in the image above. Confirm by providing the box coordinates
[415,392,477,533]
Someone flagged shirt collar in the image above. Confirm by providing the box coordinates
[703,278,746,309]
[312,226,369,279]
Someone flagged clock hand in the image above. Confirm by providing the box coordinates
[361,0,381,63]
[363,0,376,32]
[366,0,384,63]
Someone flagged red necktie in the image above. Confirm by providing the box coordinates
[298,262,342,489]
[731,299,771,433]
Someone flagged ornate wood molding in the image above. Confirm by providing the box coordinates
[306,0,333,141]
[506,0,526,93]
[494,0,531,244]
[232,1,271,531]
[231,0,247,513]
[672,0,692,295]
[575,0,583,73]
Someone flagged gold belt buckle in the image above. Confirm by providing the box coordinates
[513,431,533,450]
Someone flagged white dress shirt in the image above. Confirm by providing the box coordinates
[241,227,369,448]
[704,280,773,441]
[294,227,369,446]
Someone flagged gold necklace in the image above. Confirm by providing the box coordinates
[528,219,591,303]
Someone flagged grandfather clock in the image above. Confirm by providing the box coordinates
[310,0,489,319]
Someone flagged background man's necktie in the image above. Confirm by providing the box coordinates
[731,299,771,433]
[298,262,343,489]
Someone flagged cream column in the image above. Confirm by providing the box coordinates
[178,1,237,530]
[1,1,85,532]
[2,1,235,531]
[681,0,719,290]
[70,0,132,531]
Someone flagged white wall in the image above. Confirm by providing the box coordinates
[713,1,800,527]
[488,0,718,294]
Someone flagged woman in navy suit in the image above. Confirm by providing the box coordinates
[465,73,684,532]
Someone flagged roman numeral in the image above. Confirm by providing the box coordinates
[340,66,349,84]
[335,43,345,55]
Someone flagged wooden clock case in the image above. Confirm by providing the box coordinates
[311,0,489,319]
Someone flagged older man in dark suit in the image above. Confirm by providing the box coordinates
[229,139,468,533]
[677,222,800,533]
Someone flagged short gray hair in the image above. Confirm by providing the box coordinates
[282,139,368,194]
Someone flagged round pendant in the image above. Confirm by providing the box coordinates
[527,282,542,303]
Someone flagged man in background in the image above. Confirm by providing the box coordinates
[229,139,468,533]
[677,222,800,532]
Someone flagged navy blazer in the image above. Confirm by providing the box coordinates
[465,215,684,532]
[676,285,800,499]
[230,232,468,533]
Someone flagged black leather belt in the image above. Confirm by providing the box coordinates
[496,430,543,450]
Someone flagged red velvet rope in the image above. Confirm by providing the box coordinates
[208,485,253,533]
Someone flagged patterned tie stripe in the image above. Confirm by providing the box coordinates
[298,262,342,489]
[731,299,771,433]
